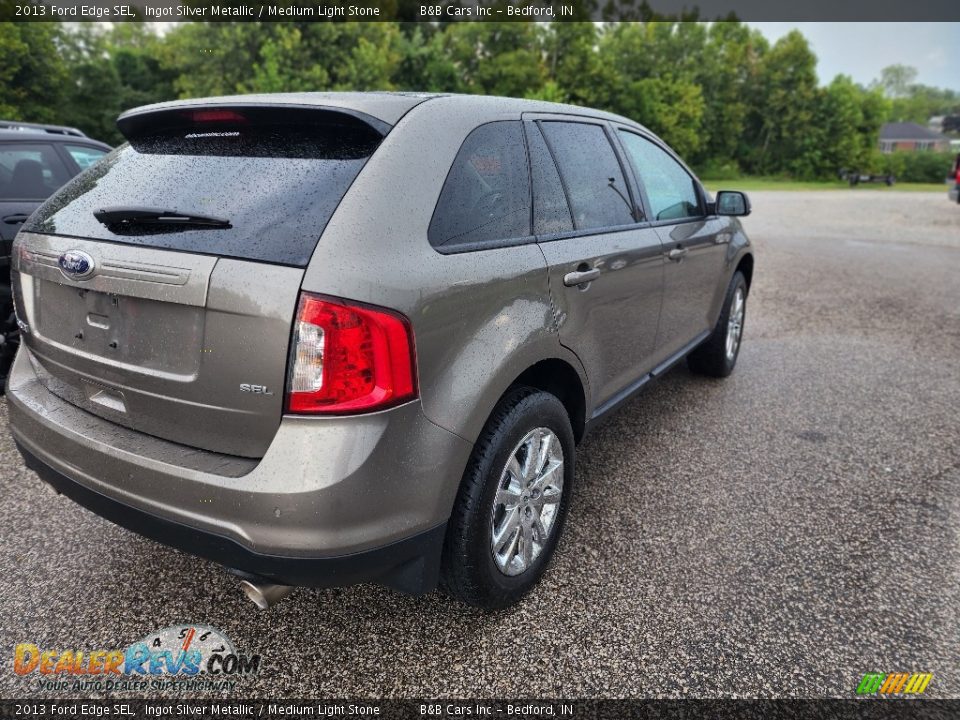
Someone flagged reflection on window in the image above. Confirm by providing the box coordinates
[540,122,635,231]
[619,132,701,221]
[66,145,108,170]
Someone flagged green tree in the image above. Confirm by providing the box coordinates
[0,22,68,122]
[58,25,125,143]
[442,23,546,98]
[393,27,463,92]
[878,64,918,98]
[747,30,821,177]
[161,23,267,97]
[697,22,766,168]
[597,23,706,157]
[543,22,610,107]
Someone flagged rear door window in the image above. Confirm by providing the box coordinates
[428,121,532,250]
[538,121,635,231]
[25,109,383,267]
[0,143,71,200]
[618,131,702,221]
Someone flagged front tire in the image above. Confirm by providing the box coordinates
[440,387,574,610]
[687,270,748,378]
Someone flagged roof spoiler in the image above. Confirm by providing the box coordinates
[116,103,392,142]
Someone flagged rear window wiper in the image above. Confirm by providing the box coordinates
[94,206,231,228]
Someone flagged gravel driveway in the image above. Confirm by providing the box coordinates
[1,190,958,699]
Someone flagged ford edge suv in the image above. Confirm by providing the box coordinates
[6,93,753,610]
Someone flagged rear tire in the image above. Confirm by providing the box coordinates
[687,271,747,378]
[440,387,574,610]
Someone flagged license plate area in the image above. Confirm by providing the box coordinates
[34,279,204,377]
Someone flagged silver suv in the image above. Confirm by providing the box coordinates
[7,93,753,610]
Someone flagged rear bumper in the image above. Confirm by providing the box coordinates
[16,441,446,593]
[6,347,473,593]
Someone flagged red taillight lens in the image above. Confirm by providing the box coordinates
[286,294,416,414]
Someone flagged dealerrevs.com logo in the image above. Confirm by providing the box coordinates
[13,624,262,693]
[856,672,934,695]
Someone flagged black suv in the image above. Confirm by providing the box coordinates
[0,122,110,382]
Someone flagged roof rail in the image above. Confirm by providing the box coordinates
[0,120,87,138]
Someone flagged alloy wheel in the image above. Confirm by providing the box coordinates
[489,427,564,576]
[725,287,745,362]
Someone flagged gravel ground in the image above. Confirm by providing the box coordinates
[0,190,958,699]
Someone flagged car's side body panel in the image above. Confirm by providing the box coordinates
[651,217,731,362]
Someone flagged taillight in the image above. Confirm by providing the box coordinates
[286,293,416,414]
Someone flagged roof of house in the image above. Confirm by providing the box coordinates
[880,122,949,142]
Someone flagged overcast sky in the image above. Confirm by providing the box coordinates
[748,23,960,91]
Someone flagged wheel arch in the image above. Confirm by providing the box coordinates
[508,358,588,445]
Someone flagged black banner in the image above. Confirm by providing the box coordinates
[3,0,959,22]
[1,701,959,720]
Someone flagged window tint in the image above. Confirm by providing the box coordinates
[25,112,381,267]
[0,143,71,200]
[65,144,108,170]
[618,132,702,221]
[539,122,635,231]
[525,123,573,236]
[429,121,531,249]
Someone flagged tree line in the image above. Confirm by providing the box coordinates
[1,21,957,180]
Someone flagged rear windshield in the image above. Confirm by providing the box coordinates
[24,110,382,266]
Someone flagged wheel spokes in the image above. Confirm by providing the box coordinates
[520,521,534,568]
[492,507,521,550]
[489,427,566,577]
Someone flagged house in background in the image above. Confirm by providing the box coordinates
[879,123,951,153]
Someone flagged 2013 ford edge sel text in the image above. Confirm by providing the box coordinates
[7,93,753,610]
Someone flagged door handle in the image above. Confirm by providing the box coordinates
[563,268,601,287]
[3,214,29,225]
[668,247,689,262]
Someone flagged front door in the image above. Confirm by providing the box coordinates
[526,117,665,410]
[615,129,728,361]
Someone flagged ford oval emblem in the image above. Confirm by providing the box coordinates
[58,250,96,280]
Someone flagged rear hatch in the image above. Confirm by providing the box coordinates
[13,105,385,458]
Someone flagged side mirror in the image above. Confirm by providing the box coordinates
[715,190,751,217]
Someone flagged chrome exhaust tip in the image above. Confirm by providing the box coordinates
[239,579,293,609]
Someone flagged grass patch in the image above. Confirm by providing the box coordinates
[702,178,949,193]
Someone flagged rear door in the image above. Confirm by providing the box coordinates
[527,116,665,411]
[13,106,385,458]
[615,128,728,362]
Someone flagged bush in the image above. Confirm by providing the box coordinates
[879,151,955,183]
[695,158,741,181]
